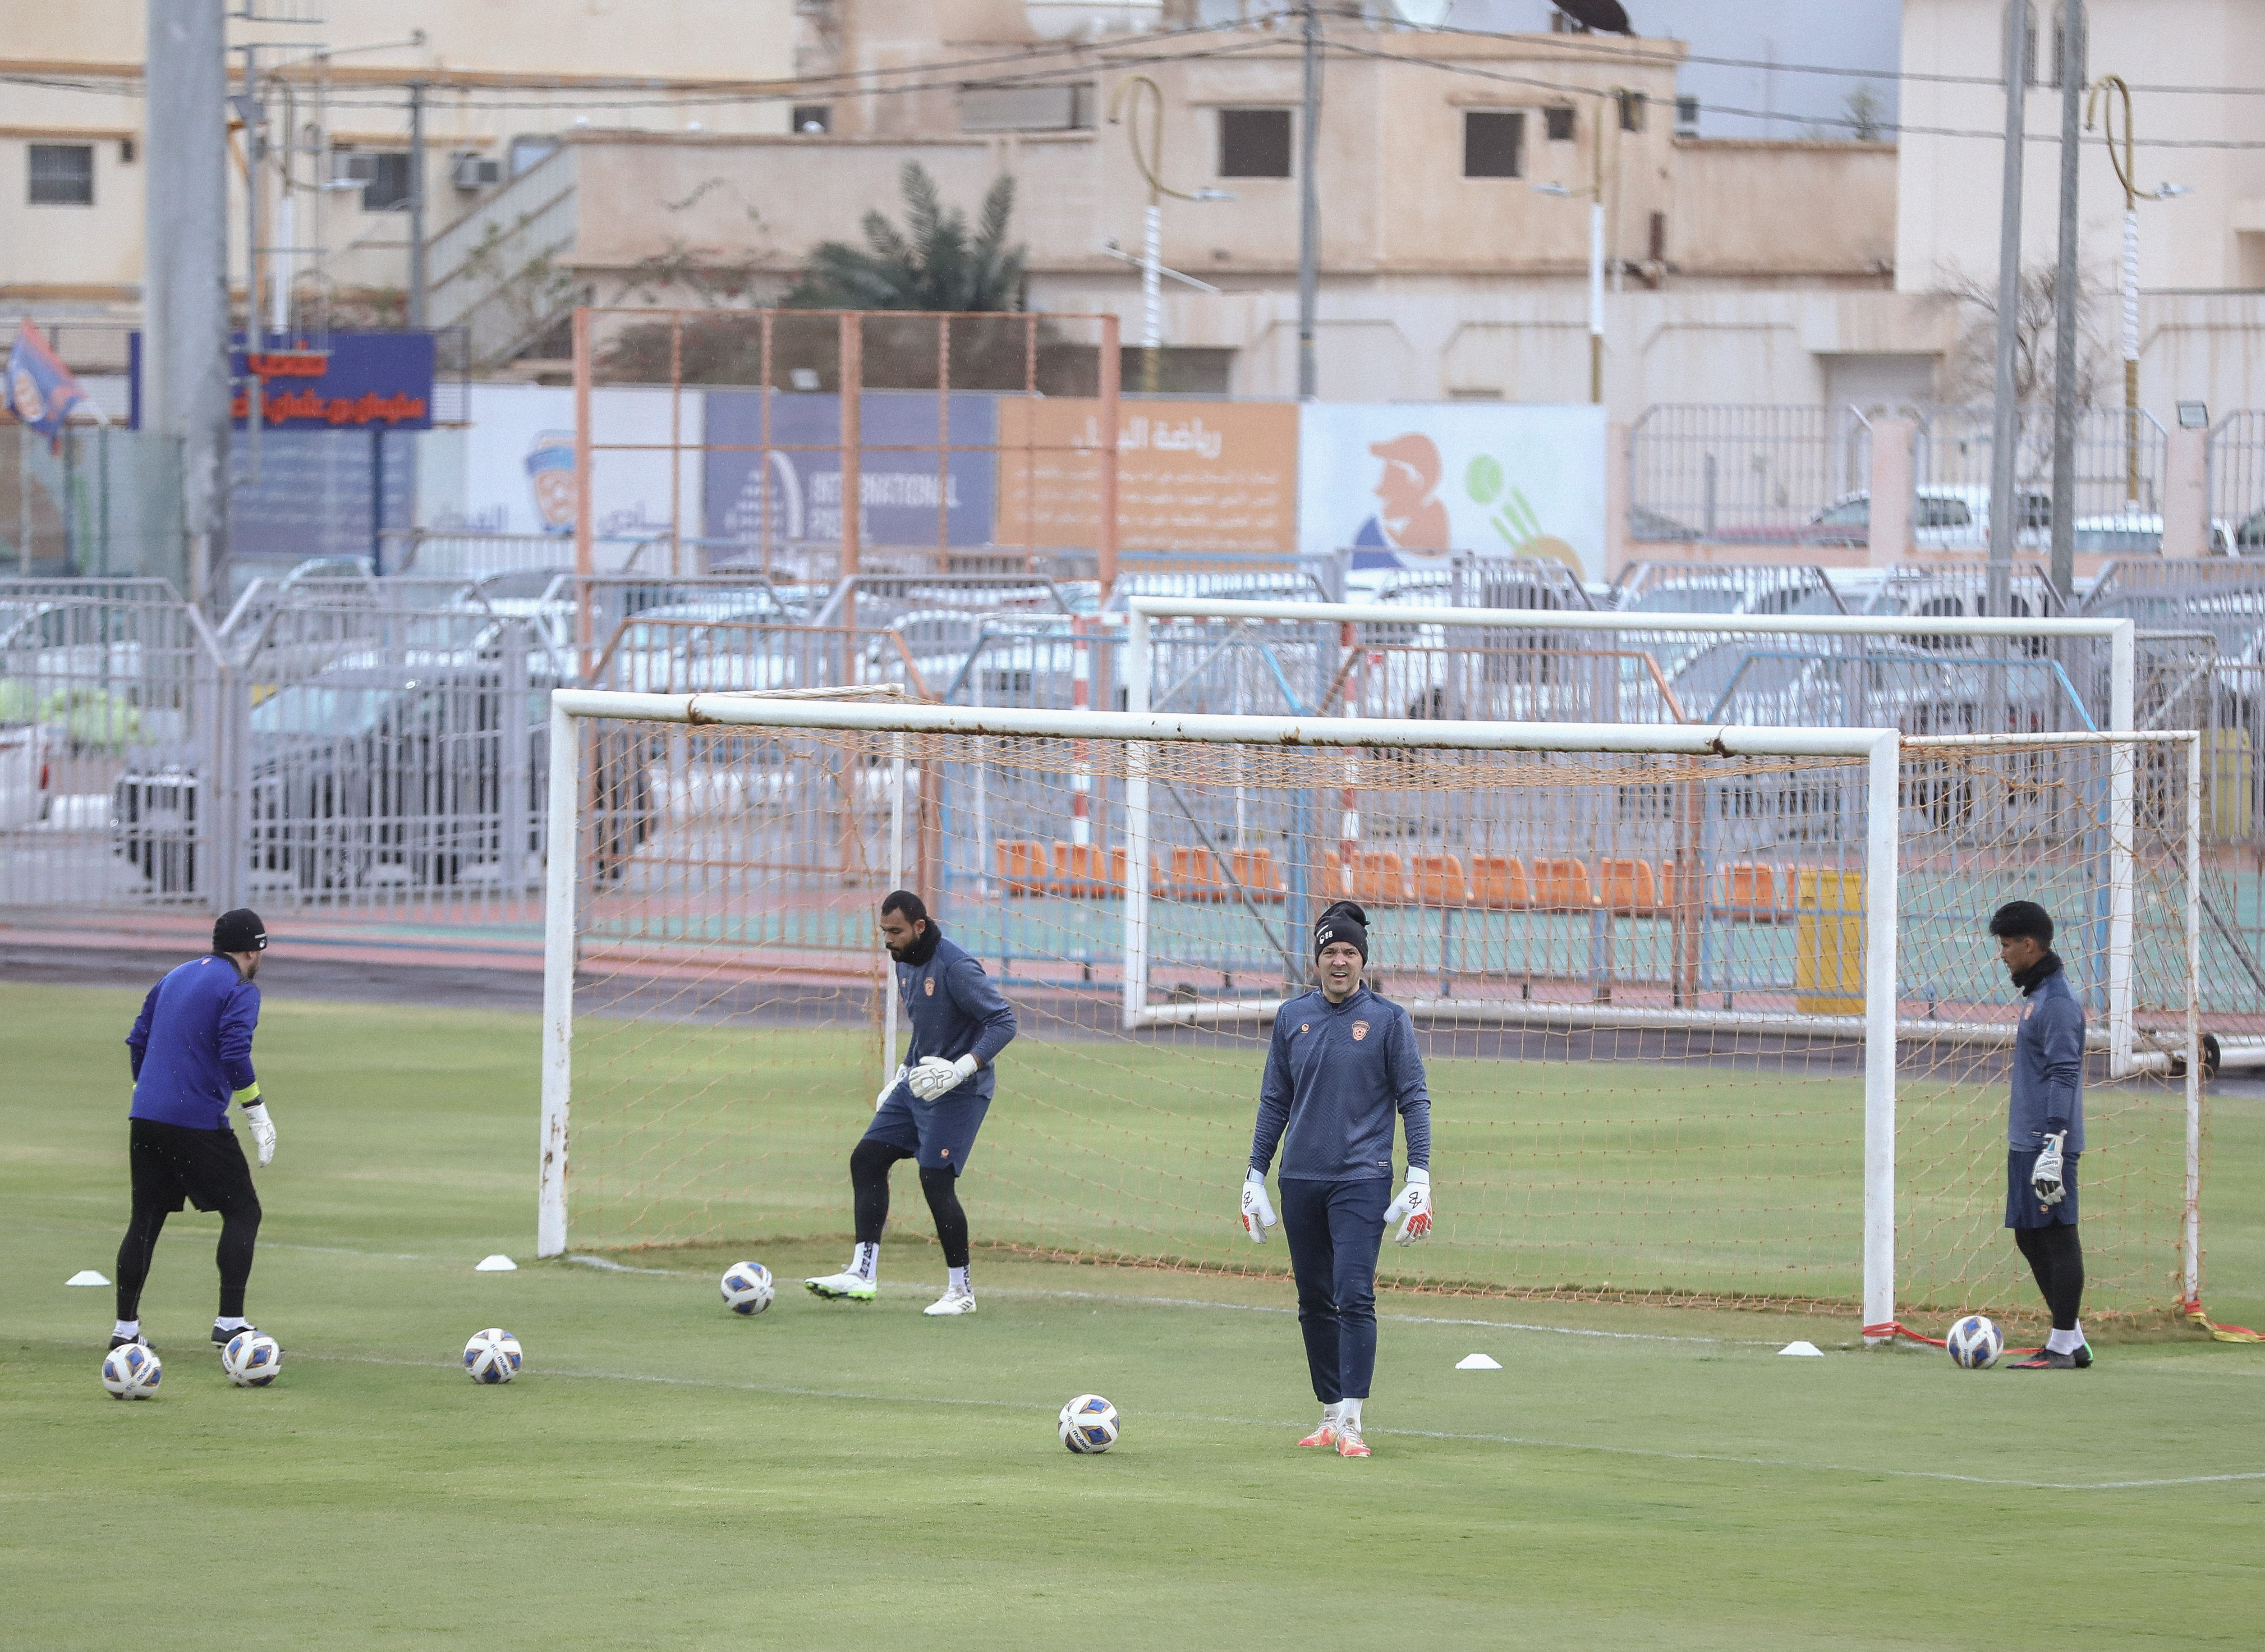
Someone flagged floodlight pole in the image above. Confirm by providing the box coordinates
[1296,0,1321,400]
[2048,1,2085,604]
[1987,0,2028,618]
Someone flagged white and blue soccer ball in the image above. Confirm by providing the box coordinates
[101,1342,163,1400]
[720,1261,775,1317]
[1058,1393,1120,1454]
[464,1328,523,1384]
[1946,1314,2003,1369]
[222,1331,283,1388]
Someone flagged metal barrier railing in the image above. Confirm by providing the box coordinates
[2209,410,2265,551]
[1912,404,2169,545]
[1627,404,1874,542]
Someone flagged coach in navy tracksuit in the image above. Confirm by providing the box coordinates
[804,890,1018,1316]
[1242,901,1434,1459]
[1990,900,2092,1369]
[111,908,279,1355]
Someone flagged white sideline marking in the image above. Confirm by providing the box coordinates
[566,1255,681,1276]
[271,1347,2265,1492]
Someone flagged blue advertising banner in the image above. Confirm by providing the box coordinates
[126,331,436,431]
[228,429,414,568]
[703,390,996,551]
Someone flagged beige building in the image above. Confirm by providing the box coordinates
[0,0,794,319]
[430,2,1935,416]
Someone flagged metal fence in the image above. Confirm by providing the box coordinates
[2209,410,2265,551]
[3,427,186,584]
[1627,405,1874,542]
[1912,404,2169,547]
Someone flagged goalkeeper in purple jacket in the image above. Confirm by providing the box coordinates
[1240,901,1433,1459]
[110,909,277,1357]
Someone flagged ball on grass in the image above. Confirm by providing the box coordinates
[464,1328,523,1384]
[1945,1314,2003,1369]
[1058,1393,1120,1453]
[222,1331,283,1387]
[720,1261,774,1316]
[100,1342,162,1400]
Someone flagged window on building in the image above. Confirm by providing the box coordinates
[791,104,832,134]
[340,150,413,212]
[120,137,137,165]
[1617,90,1648,133]
[1675,96,1699,136]
[29,143,94,206]
[1218,109,1292,179]
[1462,111,1524,179]
[1544,106,1576,143]
[508,137,560,177]
[960,85,1092,132]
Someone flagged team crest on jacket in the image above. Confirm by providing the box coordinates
[925,977,936,996]
[1351,1021,1369,1041]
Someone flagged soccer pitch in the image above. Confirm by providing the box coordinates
[7,983,2264,1650]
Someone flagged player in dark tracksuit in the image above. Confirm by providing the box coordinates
[1241,901,1434,1459]
[1989,901,2093,1368]
[804,889,1017,1315]
[111,908,279,1356]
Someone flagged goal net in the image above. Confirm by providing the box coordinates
[539,693,2201,1331]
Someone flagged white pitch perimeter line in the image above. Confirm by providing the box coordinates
[276,1348,2265,1493]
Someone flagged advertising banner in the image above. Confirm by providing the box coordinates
[995,399,1297,556]
[228,429,415,566]
[421,382,700,541]
[1296,404,1607,578]
[702,390,997,552]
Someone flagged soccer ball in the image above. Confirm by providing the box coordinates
[1946,1314,2003,1369]
[100,1342,163,1400]
[1058,1393,1120,1454]
[464,1328,524,1384]
[720,1261,775,1316]
[222,1331,283,1387]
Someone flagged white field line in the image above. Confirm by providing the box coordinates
[267,1347,2265,1493]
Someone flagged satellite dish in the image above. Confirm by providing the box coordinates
[1386,0,1454,25]
[1554,0,1633,33]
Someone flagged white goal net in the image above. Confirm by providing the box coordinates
[538,691,2202,1335]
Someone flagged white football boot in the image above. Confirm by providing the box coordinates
[803,1271,878,1302]
[921,1285,978,1317]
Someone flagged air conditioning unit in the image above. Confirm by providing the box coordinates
[451,153,502,191]
[331,152,380,184]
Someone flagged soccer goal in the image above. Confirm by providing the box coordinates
[537,688,2202,1337]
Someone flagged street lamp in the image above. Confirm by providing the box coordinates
[2087,75,2191,506]
[1110,75,1233,394]
[1530,89,1623,405]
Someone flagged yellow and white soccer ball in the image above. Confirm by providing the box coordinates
[720,1261,775,1316]
[464,1327,524,1384]
[1058,1393,1120,1453]
[222,1331,283,1387]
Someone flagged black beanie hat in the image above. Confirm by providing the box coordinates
[1314,900,1369,963]
[213,908,267,954]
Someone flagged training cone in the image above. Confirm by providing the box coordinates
[1778,1340,1825,1357]
[64,1270,110,1287]
[1454,1352,1503,1369]
[475,1255,518,1271]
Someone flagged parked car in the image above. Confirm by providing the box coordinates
[1807,487,2054,552]
[2071,513,2235,557]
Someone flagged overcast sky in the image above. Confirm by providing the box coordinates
[1416,1,1906,141]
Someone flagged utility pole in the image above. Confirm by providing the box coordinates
[408,81,428,328]
[146,0,232,611]
[1986,0,2028,617]
[1296,0,1321,401]
[2048,0,2086,605]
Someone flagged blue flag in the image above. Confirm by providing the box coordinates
[7,321,89,451]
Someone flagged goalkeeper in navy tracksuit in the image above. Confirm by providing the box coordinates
[1991,900,2093,1368]
[1241,901,1434,1459]
[805,890,1017,1317]
[110,908,278,1356]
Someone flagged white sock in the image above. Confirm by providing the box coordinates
[215,1315,248,1333]
[849,1243,878,1282]
[947,1265,970,1297]
[112,1319,139,1339]
[1339,1397,1364,1429]
[1321,1401,1342,1424]
[2046,1325,2085,1354]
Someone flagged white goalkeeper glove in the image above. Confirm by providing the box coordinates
[1383,1166,1432,1245]
[2032,1131,2067,1207]
[908,1054,979,1101]
[242,1102,276,1168]
[1240,1168,1278,1244]
[875,1064,907,1112]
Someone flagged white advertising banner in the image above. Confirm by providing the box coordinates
[1296,403,1608,580]
[422,382,701,541]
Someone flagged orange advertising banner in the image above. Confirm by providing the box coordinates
[995,399,1298,555]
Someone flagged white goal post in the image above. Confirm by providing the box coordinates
[537,688,2200,1339]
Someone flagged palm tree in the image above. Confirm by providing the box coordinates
[784,163,1026,312]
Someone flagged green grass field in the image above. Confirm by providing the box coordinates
[7,982,2265,1650]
